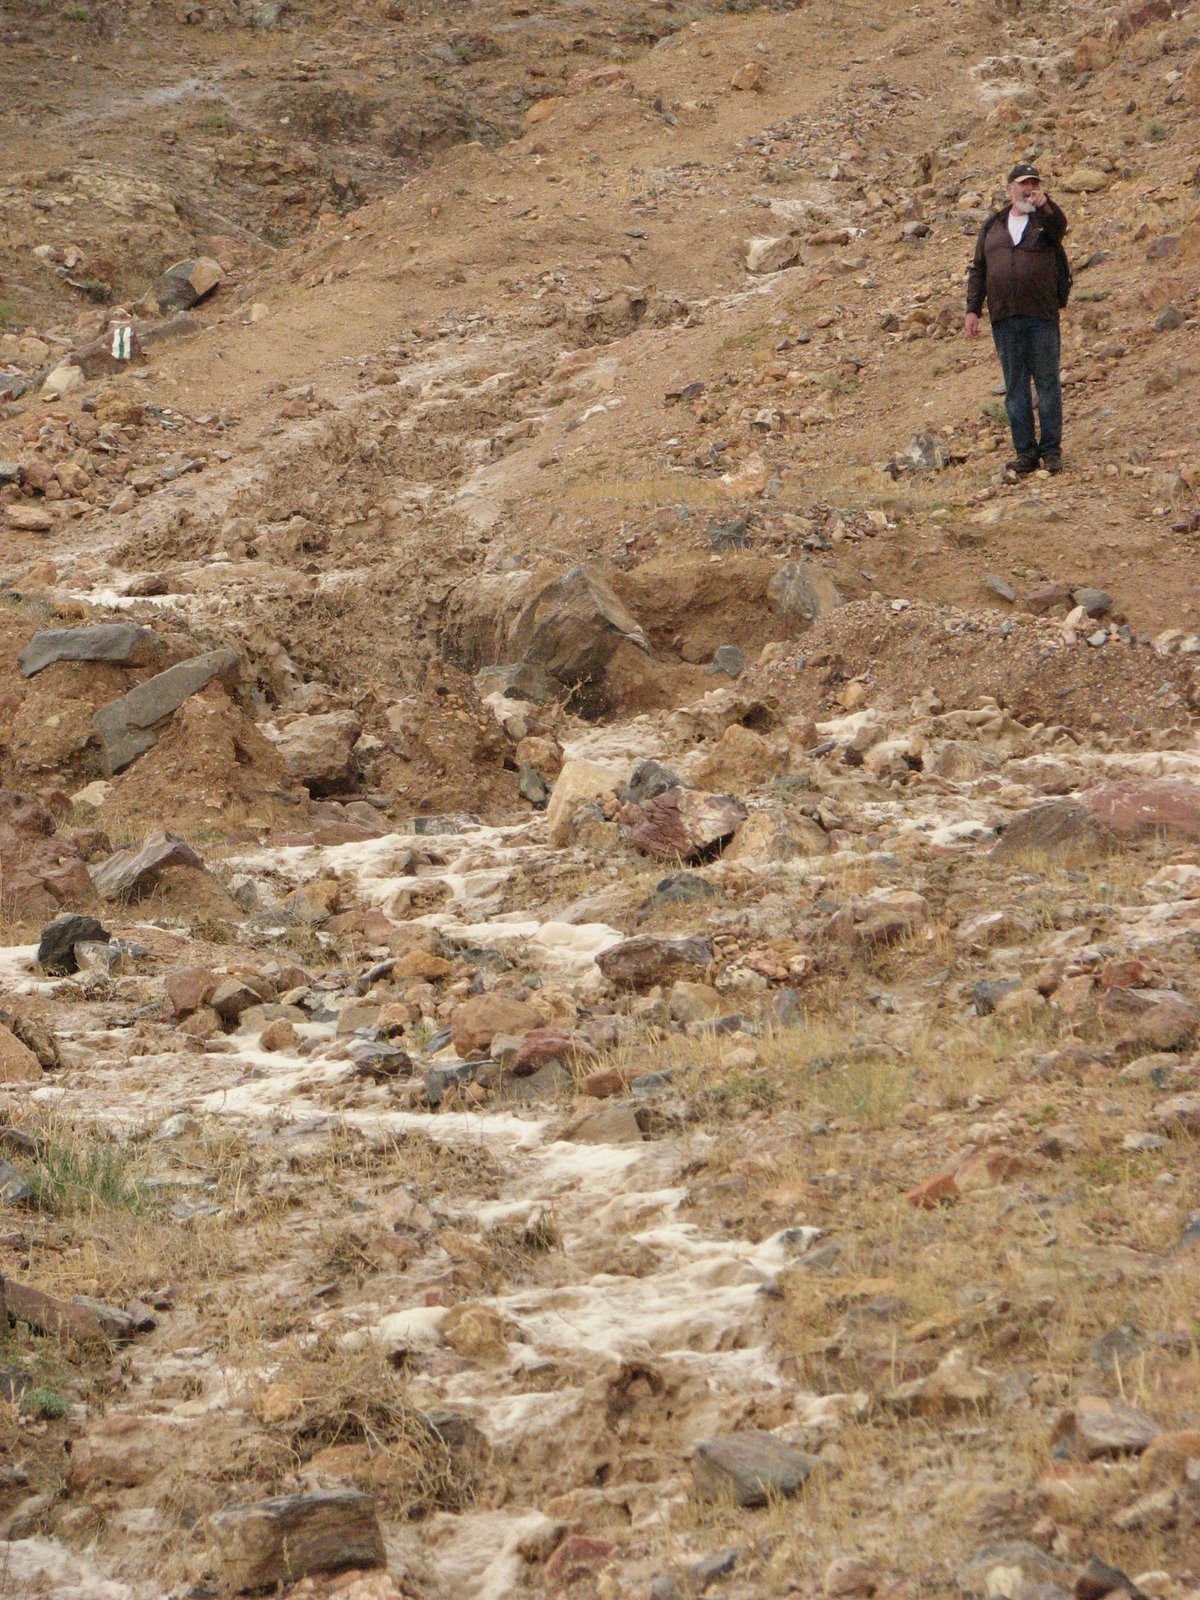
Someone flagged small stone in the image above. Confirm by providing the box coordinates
[1153,305,1184,332]
[692,1430,817,1506]
[260,1019,299,1052]
[1056,1395,1162,1459]
[984,575,1017,603]
[1072,587,1112,617]
[906,1172,960,1209]
[40,364,84,399]
[899,431,949,472]
[706,644,744,679]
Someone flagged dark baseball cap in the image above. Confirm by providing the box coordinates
[1007,162,1041,183]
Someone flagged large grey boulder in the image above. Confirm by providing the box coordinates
[508,564,648,686]
[19,623,153,678]
[93,649,240,773]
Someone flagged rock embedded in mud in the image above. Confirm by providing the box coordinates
[18,622,153,678]
[626,786,748,863]
[597,933,713,990]
[507,563,648,686]
[745,234,801,274]
[92,648,241,773]
[563,1102,643,1143]
[692,724,785,791]
[271,709,362,794]
[36,912,111,975]
[152,255,225,312]
[767,559,844,628]
[208,1487,385,1591]
[0,1025,43,1084]
[90,829,204,901]
[67,325,146,379]
[692,1430,818,1506]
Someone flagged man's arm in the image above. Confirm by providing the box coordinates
[1035,194,1067,242]
[964,218,990,334]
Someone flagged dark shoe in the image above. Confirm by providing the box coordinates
[1043,450,1063,474]
[1007,452,1040,476]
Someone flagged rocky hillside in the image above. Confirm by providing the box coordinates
[0,0,1199,1597]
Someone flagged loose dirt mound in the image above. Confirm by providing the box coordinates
[759,598,1197,740]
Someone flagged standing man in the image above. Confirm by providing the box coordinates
[965,163,1069,475]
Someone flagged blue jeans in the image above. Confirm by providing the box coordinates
[992,315,1062,458]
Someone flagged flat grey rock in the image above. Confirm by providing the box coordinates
[93,649,239,773]
[19,623,153,678]
[692,1431,817,1506]
[90,829,204,901]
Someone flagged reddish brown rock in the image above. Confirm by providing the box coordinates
[0,1025,42,1084]
[165,967,218,1017]
[905,1173,960,1209]
[513,1028,595,1072]
[545,1537,615,1586]
[1085,778,1200,843]
[581,1067,626,1099]
[1104,988,1200,1052]
[626,786,748,863]
[596,933,713,990]
[0,791,95,921]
